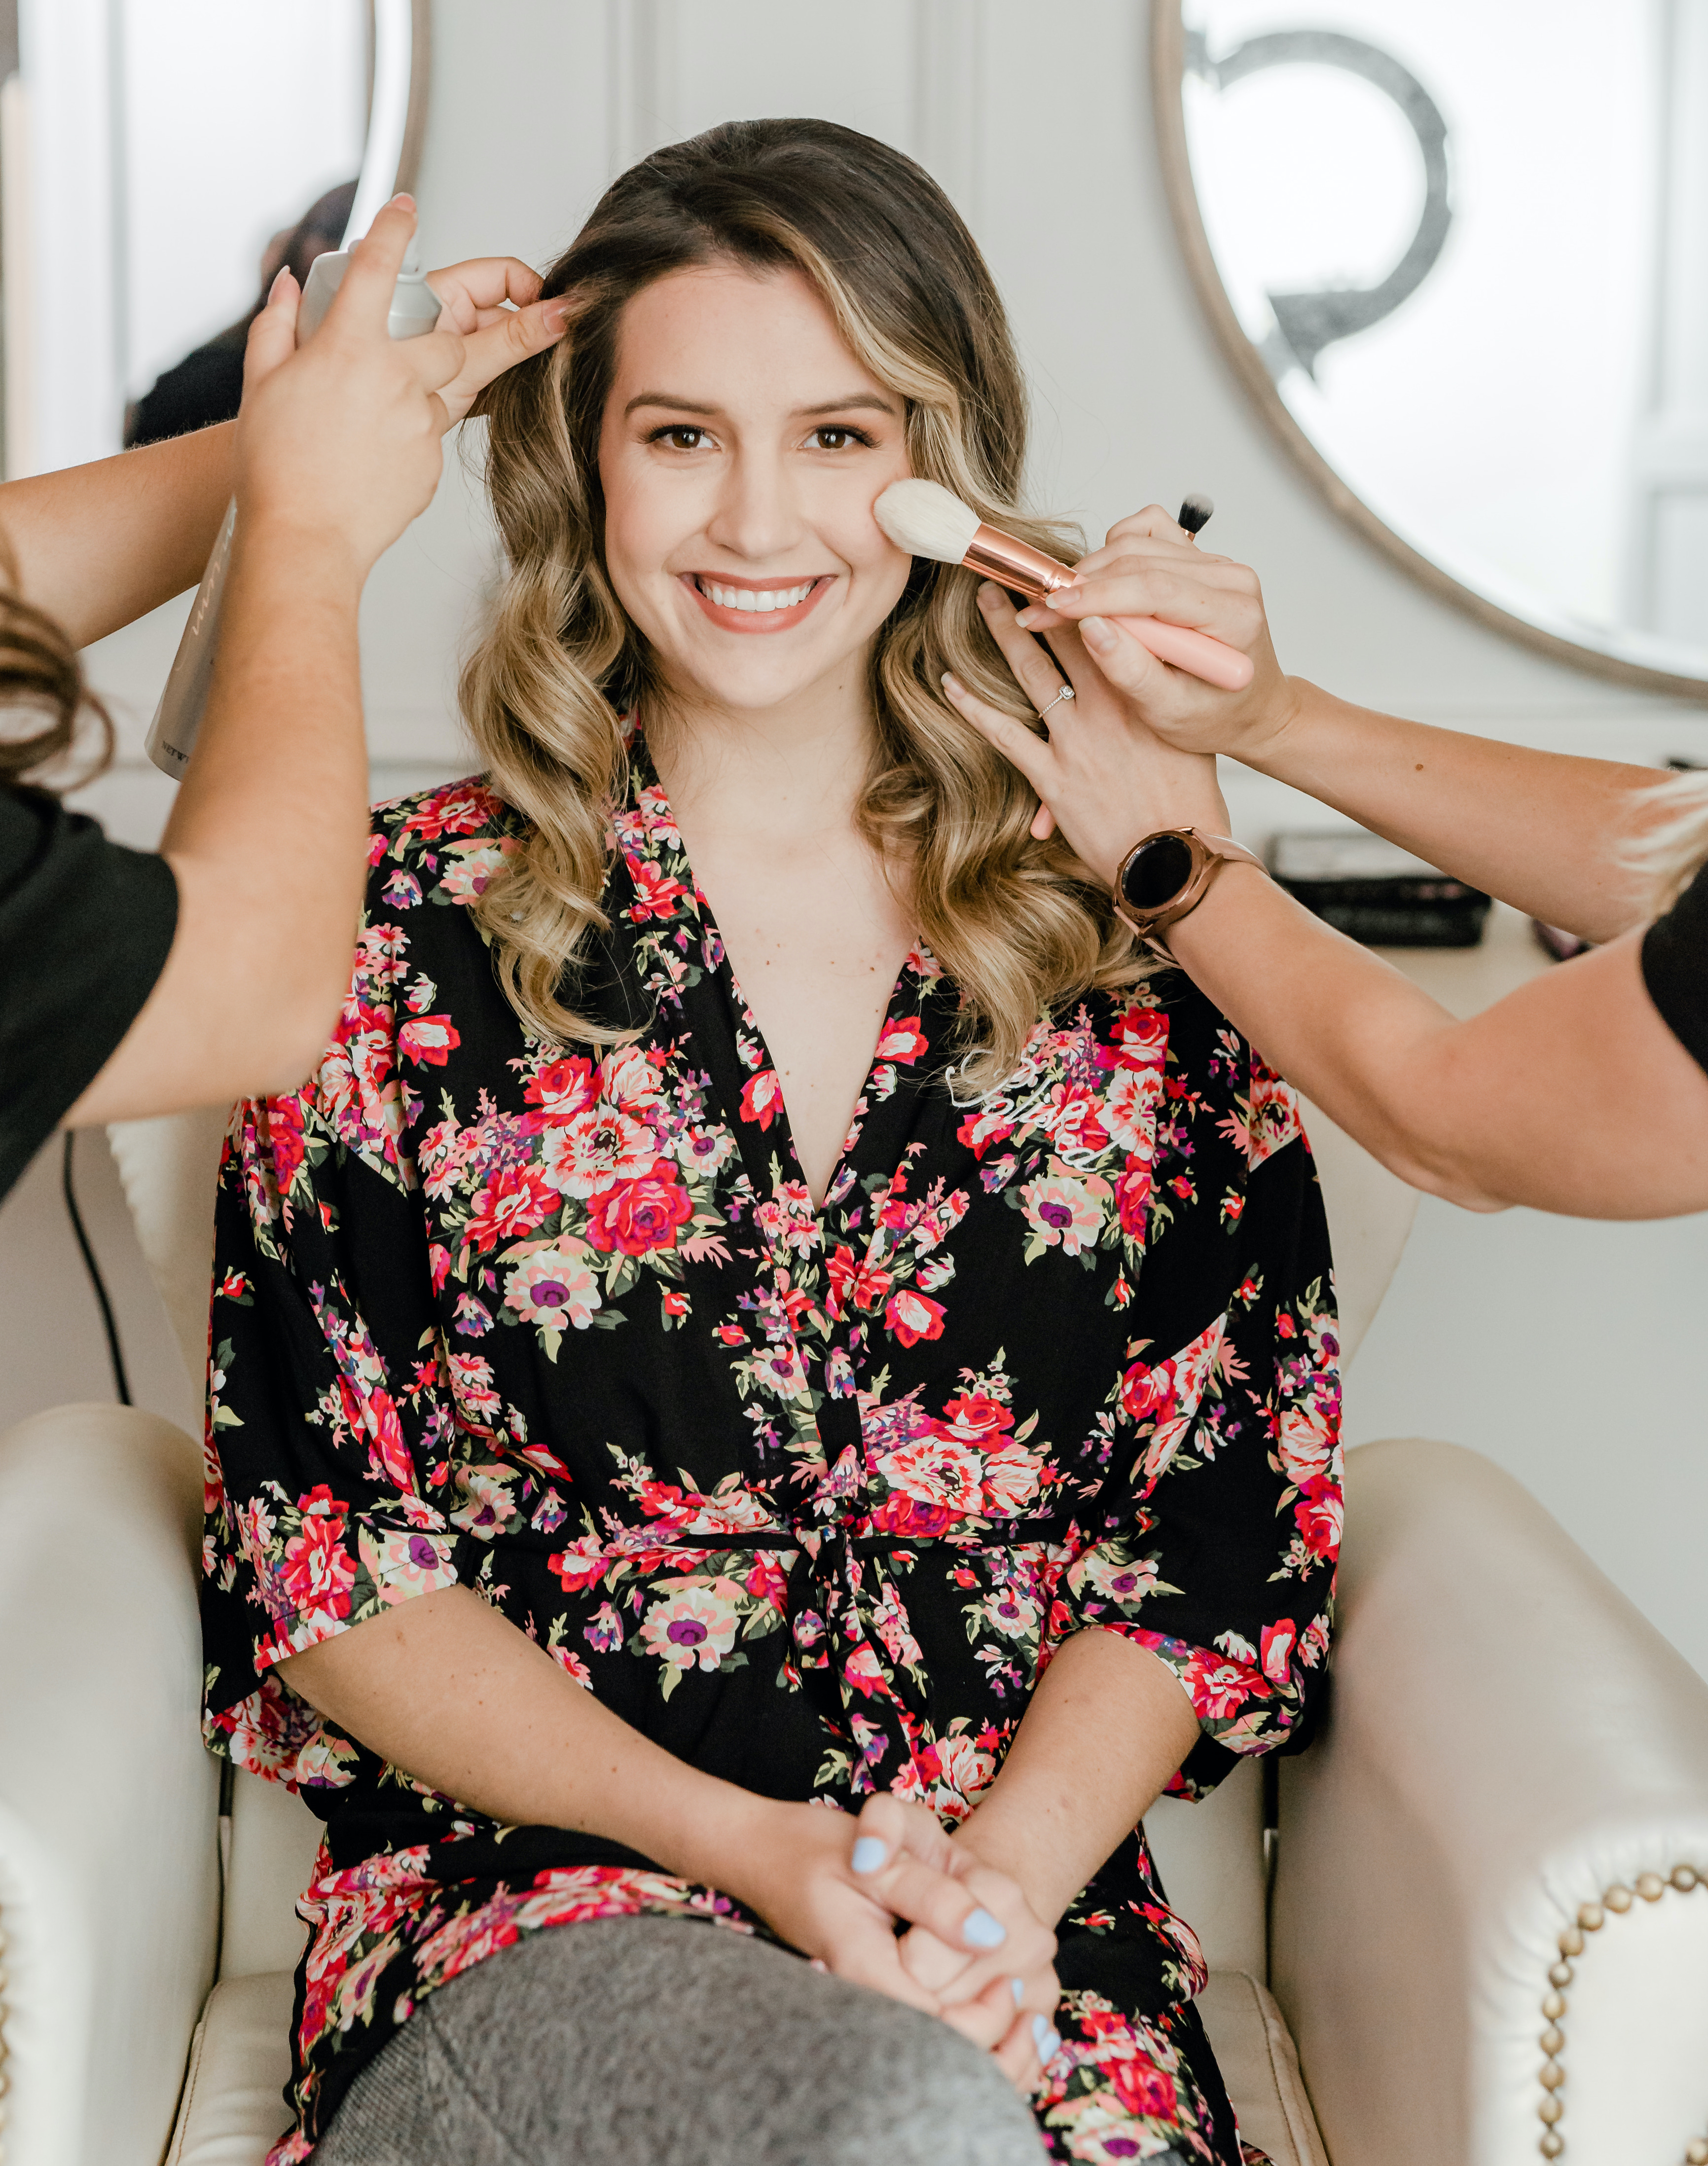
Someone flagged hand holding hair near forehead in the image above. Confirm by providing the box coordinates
[52,199,570,1133]
[944,502,1708,1221]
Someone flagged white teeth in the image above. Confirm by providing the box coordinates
[700,579,814,613]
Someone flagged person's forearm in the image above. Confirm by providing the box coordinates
[279,1584,791,1901]
[951,1629,1199,1929]
[1249,681,1658,942]
[0,423,235,646]
[68,515,377,1123]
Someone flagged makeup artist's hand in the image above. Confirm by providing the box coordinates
[943,578,1232,883]
[1014,505,1296,772]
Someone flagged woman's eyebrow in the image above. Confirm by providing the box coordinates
[624,391,720,418]
[624,391,899,420]
[795,395,899,418]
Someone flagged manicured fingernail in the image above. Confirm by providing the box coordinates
[1080,615,1116,652]
[1015,606,1045,627]
[267,265,293,300]
[962,1907,1007,1949]
[542,300,570,333]
[940,671,964,696]
[1010,1977,1026,2006]
[851,1836,888,1875]
[977,580,1003,607]
[1039,2023,1062,2062]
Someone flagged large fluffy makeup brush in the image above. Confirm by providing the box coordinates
[873,479,1254,692]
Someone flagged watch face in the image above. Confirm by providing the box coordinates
[1121,831,1195,912]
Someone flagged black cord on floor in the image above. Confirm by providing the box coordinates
[62,1130,132,1406]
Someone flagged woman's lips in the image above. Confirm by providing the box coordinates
[681,572,831,635]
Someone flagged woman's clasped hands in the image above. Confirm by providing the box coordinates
[735,1793,1061,2094]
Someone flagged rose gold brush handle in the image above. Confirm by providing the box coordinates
[964,524,1255,693]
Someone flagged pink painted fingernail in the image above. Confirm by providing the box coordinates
[1080,616,1116,652]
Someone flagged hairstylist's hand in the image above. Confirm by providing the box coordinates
[943,578,1233,886]
[1012,505,1295,771]
[233,196,565,579]
[421,253,569,425]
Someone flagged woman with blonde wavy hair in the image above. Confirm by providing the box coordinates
[205,119,1339,2166]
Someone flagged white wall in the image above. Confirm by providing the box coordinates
[66,0,1708,1672]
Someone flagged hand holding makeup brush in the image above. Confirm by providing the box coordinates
[1015,502,1296,769]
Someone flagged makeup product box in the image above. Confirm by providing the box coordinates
[1268,830,1490,947]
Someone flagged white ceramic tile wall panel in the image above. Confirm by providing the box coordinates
[621,0,916,166]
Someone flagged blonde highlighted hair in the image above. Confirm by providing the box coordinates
[461,117,1152,1090]
[1629,766,1708,920]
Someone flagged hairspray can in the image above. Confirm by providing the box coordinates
[144,243,442,779]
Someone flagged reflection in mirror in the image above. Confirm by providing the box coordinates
[1,0,369,475]
[1158,0,1708,694]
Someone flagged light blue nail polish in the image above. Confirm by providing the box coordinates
[1032,2013,1051,2051]
[962,1907,1007,1949]
[1010,1977,1025,2006]
[1042,2028,1062,2062]
[850,1836,888,1875]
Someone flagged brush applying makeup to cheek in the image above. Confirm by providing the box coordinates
[872,479,1254,692]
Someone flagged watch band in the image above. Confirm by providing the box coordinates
[1112,829,1266,957]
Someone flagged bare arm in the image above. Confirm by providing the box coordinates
[0,423,235,648]
[278,1583,1054,2021]
[66,210,571,1125]
[1167,878,1708,1217]
[945,580,1708,1218]
[945,1629,1198,1929]
[1225,679,1656,943]
[1025,510,1662,942]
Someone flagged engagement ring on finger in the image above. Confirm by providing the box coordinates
[1037,685,1074,722]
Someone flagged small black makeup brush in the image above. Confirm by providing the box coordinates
[1178,493,1214,538]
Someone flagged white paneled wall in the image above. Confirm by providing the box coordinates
[52,0,1708,1673]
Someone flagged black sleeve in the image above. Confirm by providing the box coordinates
[0,789,179,1199]
[1640,856,1708,1076]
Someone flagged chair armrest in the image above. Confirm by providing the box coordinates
[1272,1437,1708,2166]
[0,1405,220,2166]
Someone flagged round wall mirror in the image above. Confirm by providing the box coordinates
[1154,0,1708,697]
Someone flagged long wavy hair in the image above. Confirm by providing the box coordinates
[0,539,111,794]
[463,117,1154,1088]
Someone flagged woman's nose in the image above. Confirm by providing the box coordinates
[704,451,802,563]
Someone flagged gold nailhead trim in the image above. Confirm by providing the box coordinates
[1537,1864,1706,2161]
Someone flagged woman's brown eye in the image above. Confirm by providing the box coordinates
[815,429,852,450]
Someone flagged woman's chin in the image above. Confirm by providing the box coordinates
[657,638,865,720]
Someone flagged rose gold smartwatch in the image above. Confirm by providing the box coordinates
[1111,829,1265,958]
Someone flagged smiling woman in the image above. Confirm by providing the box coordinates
[198,118,1341,2166]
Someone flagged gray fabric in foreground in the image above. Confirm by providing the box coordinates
[314,1913,1048,2166]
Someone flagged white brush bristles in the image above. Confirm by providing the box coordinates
[872,479,982,564]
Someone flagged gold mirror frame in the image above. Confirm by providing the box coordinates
[1151,0,1708,701]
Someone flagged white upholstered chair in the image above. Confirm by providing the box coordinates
[2,1102,1706,2166]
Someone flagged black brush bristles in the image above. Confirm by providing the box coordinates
[1178,493,1215,536]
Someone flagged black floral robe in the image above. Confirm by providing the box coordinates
[200,737,1342,2164]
